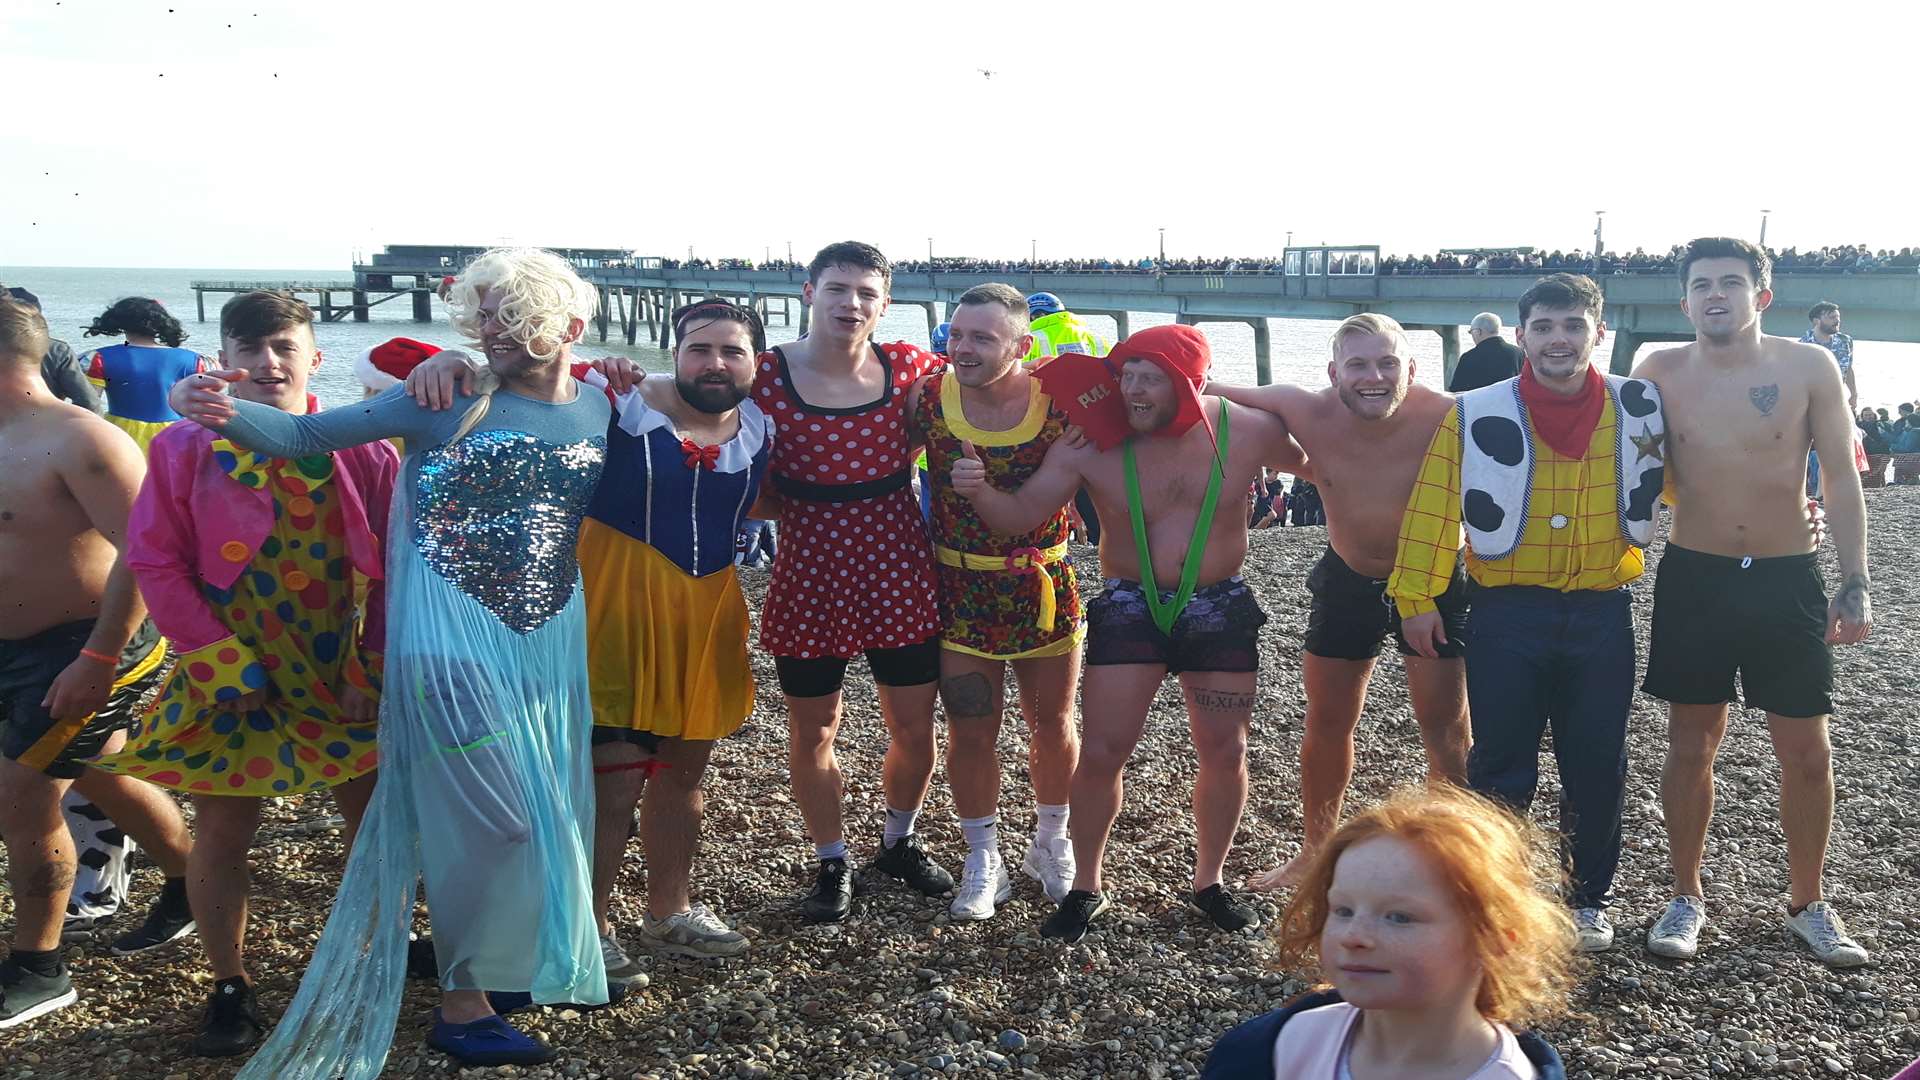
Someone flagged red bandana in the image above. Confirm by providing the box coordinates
[681,439,721,470]
[1518,361,1605,460]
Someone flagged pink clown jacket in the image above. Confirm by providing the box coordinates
[128,419,397,671]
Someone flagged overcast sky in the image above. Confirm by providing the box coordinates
[4,0,1915,269]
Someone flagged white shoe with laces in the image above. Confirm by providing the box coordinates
[1574,907,1615,952]
[950,847,1012,921]
[1646,895,1707,959]
[1020,833,1074,904]
[640,903,749,959]
[1786,901,1870,968]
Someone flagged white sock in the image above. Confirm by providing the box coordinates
[1034,803,1070,844]
[883,806,919,847]
[960,814,998,855]
[815,840,847,862]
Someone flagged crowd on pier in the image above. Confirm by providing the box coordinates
[647,243,1920,278]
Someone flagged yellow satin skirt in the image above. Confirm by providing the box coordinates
[578,517,753,742]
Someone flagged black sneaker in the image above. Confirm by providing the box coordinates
[109,895,196,955]
[0,958,77,1030]
[407,934,438,980]
[1040,889,1110,943]
[869,835,955,896]
[188,977,266,1057]
[801,857,854,923]
[1191,883,1260,932]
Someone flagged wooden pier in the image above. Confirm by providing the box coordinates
[190,279,438,324]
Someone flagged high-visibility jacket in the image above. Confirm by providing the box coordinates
[1025,311,1111,364]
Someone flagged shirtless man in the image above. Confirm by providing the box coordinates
[0,295,194,1028]
[1204,314,1469,890]
[1637,237,1875,968]
[953,324,1305,941]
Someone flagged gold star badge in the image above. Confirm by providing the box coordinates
[1630,426,1666,464]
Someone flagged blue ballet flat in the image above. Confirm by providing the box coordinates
[427,1009,555,1066]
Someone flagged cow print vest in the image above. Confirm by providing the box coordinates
[1456,374,1666,560]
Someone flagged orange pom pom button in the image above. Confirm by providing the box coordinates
[220,540,250,562]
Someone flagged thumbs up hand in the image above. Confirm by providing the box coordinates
[951,439,989,499]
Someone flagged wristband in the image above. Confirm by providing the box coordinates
[78,647,118,666]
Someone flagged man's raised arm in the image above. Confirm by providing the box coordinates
[951,431,1086,536]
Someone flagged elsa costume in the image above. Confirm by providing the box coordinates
[213,384,611,1079]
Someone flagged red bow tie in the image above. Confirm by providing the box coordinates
[681,439,721,470]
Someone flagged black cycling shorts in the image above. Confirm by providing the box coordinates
[773,640,942,699]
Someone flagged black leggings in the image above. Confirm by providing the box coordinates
[774,640,942,699]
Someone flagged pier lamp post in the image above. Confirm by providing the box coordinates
[786,240,793,263]
[1759,210,1771,247]
[928,237,934,268]
[1593,210,1606,257]
[1158,227,1166,264]
[1031,239,1036,264]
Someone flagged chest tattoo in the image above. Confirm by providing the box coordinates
[1749,384,1780,417]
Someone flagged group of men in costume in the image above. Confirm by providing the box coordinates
[0,234,1877,1074]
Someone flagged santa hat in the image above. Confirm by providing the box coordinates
[354,337,442,393]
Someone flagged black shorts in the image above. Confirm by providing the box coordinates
[1084,576,1267,674]
[1304,546,1470,660]
[1642,545,1833,718]
[774,639,942,699]
[590,727,666,754]
[1,620,166,779]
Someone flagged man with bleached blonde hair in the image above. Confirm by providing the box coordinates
[1452,311,1525,393]
[1204,312,1469,890]
[169,247,613,1072]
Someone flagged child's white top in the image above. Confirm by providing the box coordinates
[1270,1002,1538,1080]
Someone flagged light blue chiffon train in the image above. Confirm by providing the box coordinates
[237,484,606,1080]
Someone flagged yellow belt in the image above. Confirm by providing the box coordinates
[933,541,1070,632]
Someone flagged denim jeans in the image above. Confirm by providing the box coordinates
[1465,585,1634,910]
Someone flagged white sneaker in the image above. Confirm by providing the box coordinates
[600,931,648,985]
[1020,833,1074,904]
[1786,901,1870,968]
[640,903,750,959]
[1646,895,1707,959]
[950,848,1012,921]
[1574,907,1615,952]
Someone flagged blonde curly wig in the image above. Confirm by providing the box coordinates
[446,247,599,363]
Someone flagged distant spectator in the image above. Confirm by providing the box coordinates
[1895,423,1920,455]
[1858,408,1892,454]
[1289,477,1325,526]
[1800,302,1856,412]
[1449,312,1525,393]
[1899,402,1917,434]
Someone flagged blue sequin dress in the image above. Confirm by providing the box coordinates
[212,384,611,1080]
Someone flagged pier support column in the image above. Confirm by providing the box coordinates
[925,301,940,341]
[318,291,334,323]
[1435,324,1460,387]
[411,289,433,322]
[196,289,206,323]
[798,301,810,336]
[1609,330,1642,376]
[1113,310,1130,340]
[352,289,370,322]
[1252,318,1272,385]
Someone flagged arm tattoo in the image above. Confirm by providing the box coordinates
[1185,687,1258,713]
[1749,384,1780,416]
[1837,573,1871,623]
[939,672,998,719]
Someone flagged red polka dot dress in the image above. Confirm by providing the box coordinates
[755,342,942,659]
